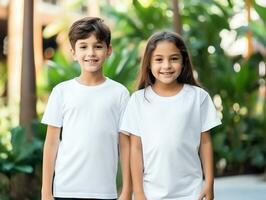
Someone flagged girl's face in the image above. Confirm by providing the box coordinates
[72,33,112,75]
[150,40,182,86]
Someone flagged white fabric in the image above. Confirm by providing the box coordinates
[42,77,129,198]
[120,84,221,200]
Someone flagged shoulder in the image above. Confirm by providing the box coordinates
[47,79,75,100]
[131,88,145,98]
[129,89,146,104]
[53,78,75,92]
[106,78,129,94]
[184,84,210,101]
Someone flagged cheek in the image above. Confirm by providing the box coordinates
[150,62,160,71]
[98,52,108,59]
[150,66,157,76]
[176,62,183,71]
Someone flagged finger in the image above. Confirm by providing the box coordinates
[198,192,205,200]
[205,193,214,200]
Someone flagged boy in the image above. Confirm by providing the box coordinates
[41,17,131,200]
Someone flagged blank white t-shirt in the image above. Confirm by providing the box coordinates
[42,77,129,199]
[120,84,221,200]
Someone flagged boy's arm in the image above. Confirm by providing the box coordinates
[41,125,61,200]
[198,131,214,200]
[130,134,146,200]
[119,133,132,200]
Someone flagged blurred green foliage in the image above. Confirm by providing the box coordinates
[0,120,46,199]
[0,122,45,175]
[180,0,266,175]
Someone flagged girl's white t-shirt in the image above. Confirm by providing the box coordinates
[42,78,129,199]
[120,84,221,200]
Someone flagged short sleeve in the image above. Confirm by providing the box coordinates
[119,93,140,136]
[118,89,130,128]
[200,93,221,132]
[41,87,63,127]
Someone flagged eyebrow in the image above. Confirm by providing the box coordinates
[77,41,103,45]
[153,53,181,57]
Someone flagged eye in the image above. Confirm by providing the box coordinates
[171,57,180,61]
[155,58,163,62]
[95,44,103,49]
[79,46,87,49]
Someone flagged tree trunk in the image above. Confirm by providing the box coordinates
[14,0,37,199]
[246,0,253,58]
[7,0,24,120]
[172,0,182,35]
[20,0,37,135]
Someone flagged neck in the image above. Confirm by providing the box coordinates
[152,82,183,97]
[78,72,106,86]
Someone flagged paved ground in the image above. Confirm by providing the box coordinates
[214,174,266,200]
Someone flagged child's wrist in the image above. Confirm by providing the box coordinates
[41,188,52,196]
[134,190,145,195]
[120,188,132,195]
[121,183,132,190]
[204,181,214,189]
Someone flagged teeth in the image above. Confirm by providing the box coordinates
[85,60,98,63]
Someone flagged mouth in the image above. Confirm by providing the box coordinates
[84,59,99,64]
[160,72,174,75]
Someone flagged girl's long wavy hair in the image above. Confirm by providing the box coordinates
[136,31,200,90]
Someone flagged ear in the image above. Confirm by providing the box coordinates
[107,45,112,57]
[71,48,77,61]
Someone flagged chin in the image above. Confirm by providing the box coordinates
[160,79,176,84]
[83,66,102,73]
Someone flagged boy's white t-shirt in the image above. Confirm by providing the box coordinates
[120,84,221,200]
[42,77,129,199]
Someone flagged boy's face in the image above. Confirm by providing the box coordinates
[72,33,112,74]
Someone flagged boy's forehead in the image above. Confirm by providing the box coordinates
[76,35,102,44]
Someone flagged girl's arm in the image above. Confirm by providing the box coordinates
[198,131,214,200]
[118,133,132,200]
[130,134,146,200]
[41,125,61,200]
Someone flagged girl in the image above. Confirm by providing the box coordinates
[120,31,221,200]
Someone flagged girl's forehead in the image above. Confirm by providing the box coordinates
[152,41,181,54]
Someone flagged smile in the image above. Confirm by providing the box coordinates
[160,72,174,75]
[84,59,99,63]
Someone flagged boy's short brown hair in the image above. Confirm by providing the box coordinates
[68,17,111,49]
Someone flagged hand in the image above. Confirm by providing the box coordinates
[134,192,147,200]
[198,185,214,200]
[118,191,132,200]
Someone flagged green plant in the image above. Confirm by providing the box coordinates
[40,51,80,92]
[0,120,46,199]
[0,62,7,98]
[181,0,266,174]
[0,121,45,176]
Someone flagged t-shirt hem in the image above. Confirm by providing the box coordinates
[119,130,130,136]
[201,121,222,132]
[41,120,62,128]
[145,195,200,200]
[119,129,140,137]
[54,192,117,199]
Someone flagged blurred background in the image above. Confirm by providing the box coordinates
[0,0,265,199]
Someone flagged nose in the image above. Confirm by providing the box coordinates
[87,47,95,56]
[162,60,171,69]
